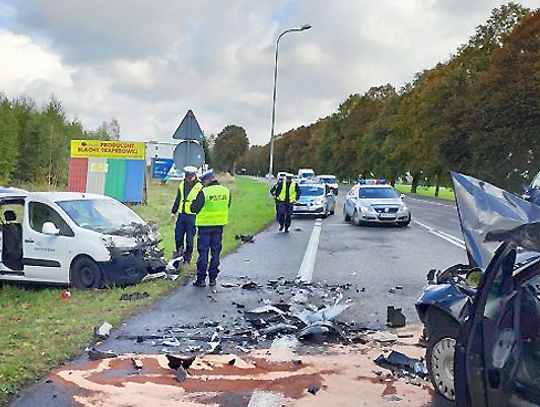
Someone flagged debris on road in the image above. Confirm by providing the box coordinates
[166,354,196,370]
[120,292,150,301]
[131,358,143,372]
[94,322,113,339]
[176,365,187,382]
[307,384,320,395]
[241,281,262,290]
[386,306,406,328]
[375,350,428,379]
[235,234,255,243]
[87,348,117,361]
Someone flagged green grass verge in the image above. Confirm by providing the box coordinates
[394,184,455,201]
[0,176,274,405]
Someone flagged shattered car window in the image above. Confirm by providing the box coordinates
[57,199,143,233]
[358,187,397,199]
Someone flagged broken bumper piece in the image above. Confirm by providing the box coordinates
[99,249,167,286]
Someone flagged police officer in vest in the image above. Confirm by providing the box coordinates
[190,170,231,287]
[270,173,301,233]
[171,166,203,264]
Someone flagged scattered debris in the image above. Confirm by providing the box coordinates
[387,306,406,328]
[385,395,403,402]
[397,333,414,339]
[221,283,238,288]
[120,292,150,301]
[166,256,184,272]
[292,359,303,366]
[131,358,144,371]
[297,321,347,343]
[88,348,117,361]
[294,227,302,232]
[369,331,398,343]
[60,290,71,301]
[307,384,320,395]
[241,281,262,290]
[388,288,396,294]
[350,272,357,276]
[375,350,428,379]
[228,358,236,366]
[176,365,187,383]
[235,234,255,243]
[166,354,196,370]
[260,323,299,337]
[94,322,113,339]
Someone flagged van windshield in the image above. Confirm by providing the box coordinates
[57,199,143,233]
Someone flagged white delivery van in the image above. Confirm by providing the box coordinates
[0,191,166,288]
[297,169,315,180]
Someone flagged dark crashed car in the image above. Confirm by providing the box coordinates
[416,172,540,405]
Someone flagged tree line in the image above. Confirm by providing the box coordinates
[0,95,119,187]
[237,3,540,194]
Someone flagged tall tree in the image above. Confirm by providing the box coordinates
[213,125,249,173]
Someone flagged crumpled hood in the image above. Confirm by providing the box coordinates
[452,172,540,269]
[102,222,161,249]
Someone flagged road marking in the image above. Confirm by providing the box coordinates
[296,220,322,283]
[248,220,322,407]
[406,196,455,207]
[414,220,466,250]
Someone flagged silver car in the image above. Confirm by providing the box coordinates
[343,183,411,226]
[317,175,339,195]
[293,183,336,218]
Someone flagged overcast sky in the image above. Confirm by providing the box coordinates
[0,0,538,145]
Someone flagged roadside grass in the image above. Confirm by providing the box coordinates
[0,176,274,405]
[394,184,455,201]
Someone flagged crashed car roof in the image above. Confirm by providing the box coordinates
[452,172,540,269]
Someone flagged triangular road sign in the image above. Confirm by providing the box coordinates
[172,110,204,142]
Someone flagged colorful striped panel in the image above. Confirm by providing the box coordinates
[86,158,108,195]
[104,159,127,201]
[67,158,89,192]
[123,160,145,203]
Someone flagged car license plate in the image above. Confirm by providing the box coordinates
[379,214,395,219]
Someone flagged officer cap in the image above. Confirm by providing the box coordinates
[183,165,198,175]
[200,169,215,182]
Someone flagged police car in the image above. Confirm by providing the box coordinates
[0,191,166,288]
[343,180,411,226]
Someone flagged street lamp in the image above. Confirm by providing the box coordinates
[268,24,312,181]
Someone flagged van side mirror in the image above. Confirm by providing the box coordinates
[42,222,60,236]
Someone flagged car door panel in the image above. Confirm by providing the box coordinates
[456,243,540,407]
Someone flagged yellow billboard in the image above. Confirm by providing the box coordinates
[70,140,145,160]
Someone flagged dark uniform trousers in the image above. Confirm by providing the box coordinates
[175,213,196,261]
[276,202,293,228]
[196,226,223,280]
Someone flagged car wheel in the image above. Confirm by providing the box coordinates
[70,257,104,289]
[398,214,412,227]
[352,210,362,226]
[426,312,459,401]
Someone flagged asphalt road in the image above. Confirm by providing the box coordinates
[13,188,465,407]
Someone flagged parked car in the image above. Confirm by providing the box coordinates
[297,168,315,180]
[416,172,540,404]
[343,180,411,227]
[0,191,166,288]
[293,183,335,218]
[317,175,339,195]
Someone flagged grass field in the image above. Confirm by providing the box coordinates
[0,176,274,405]
[394,184,456,201]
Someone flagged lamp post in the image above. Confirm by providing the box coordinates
[268,24,311,181]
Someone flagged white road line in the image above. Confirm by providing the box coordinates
[248,221,323,407]
[296,220,322,283]
[406,196,455,207]
[413,220,466,250]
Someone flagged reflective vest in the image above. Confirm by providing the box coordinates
[277,180,297,202]
[178,181,203,215]
[195,184,230,226]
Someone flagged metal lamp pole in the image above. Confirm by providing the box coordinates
[268,24,311,180]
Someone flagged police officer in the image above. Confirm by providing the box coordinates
[190,170,231,287]
[171,166,203,264]
[270,173,301,233]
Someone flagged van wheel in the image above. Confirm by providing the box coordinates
[70,257,104,289]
